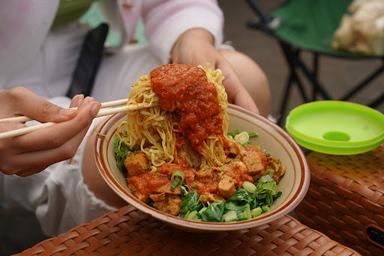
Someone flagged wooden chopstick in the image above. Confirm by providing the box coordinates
[0,100,153,139]
[0,98,129,123]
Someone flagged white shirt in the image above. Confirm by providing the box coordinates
[0,0,223,236]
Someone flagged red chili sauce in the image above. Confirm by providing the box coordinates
[150,64,223,152]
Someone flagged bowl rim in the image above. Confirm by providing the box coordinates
[94,104,310,231]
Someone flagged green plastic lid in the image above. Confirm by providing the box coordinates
[286,101,384,155]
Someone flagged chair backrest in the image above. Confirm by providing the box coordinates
[273,0,352,33]
[270,0,370,57]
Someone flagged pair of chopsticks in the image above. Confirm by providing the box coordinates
[0,99,152,139]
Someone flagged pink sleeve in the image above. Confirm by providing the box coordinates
[0,0,59,85]
[142,0,224,63]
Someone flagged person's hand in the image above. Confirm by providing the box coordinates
[171,28,259,113]
[0,87,101,176]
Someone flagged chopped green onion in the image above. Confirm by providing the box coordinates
[237,204,251,220]
[181,186,188,196]
[248,131,258,139]
[274,191,283,200]
[258,173,273,183]
[261,205,270,213]
[228,129,241,138]
[171,170,185,190]
[251,207,263,218]
[223,211,238,222]
[113,137,130,171]
[243,181,256,193]
[184,211,200,221]
[234,131,250,145]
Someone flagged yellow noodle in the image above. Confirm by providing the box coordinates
[116,66,228,170]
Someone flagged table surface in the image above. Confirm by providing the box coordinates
[19,146,384,256]
[307,145,384,203]
[18,205,360,256]
[296,145,384,256]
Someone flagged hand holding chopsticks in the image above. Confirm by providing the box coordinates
[0,88,154,176]
[0,91,101,176]
[0,98,152,139]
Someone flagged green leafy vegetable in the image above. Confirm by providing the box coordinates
[223,211,238,222]
[228,188,253,205]
[184,210,201,221]
[113,137,130,170]
[178,175,282,222]
[225,201,246,211]
[274,191,283,199]
[254,174,279,207]
[251,207,262,218]
[236,204,251,220]
[170,170,185,190]
[225,174,282,220]
[262,205,270,212]
[199,202,225,222]
[179,191,202,217]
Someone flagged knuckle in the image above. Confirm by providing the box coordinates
[45,133,65,148]
[60,144,77,159]
[40,101,57,117]
[8,86,26,97]
[7,87,26,103]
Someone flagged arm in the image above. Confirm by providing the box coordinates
[0,87,100,176]
[142,0,258,113]
[142,0,224,64]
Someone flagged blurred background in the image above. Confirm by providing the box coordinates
[219,0,384,117]
[1,0,383,255]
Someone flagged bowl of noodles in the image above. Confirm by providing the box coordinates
[94,64,309,232]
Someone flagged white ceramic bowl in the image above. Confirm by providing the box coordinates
[94,104,310,232]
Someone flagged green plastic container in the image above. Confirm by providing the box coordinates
[286,101,384,155]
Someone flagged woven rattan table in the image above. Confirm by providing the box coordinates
[18,205,359,256]
[296,145,384,256]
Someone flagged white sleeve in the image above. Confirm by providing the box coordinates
[142,0,224,63]
[1,97,115,236]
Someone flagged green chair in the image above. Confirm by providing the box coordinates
[246,0,384,125]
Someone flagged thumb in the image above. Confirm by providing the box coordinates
[10,87,77,123]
